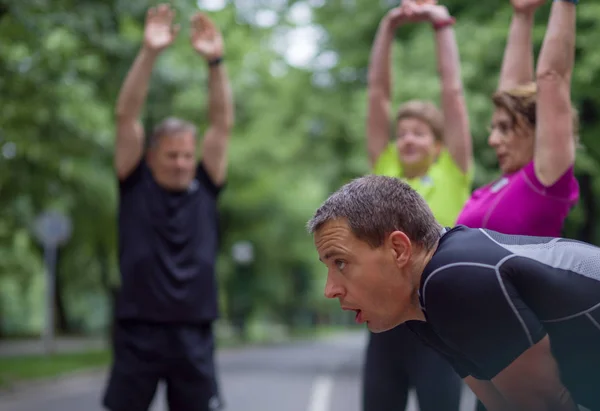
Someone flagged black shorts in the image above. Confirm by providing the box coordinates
[102,320,223,411]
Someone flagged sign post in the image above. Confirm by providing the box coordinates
[32,210,72,355]
[230,241,254,341]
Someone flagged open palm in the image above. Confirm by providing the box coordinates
[144,4,178,52]
[190,13,223,61]
[511,0,546,12]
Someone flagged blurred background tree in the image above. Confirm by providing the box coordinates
[1,0,599,338]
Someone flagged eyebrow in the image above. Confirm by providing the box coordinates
[319,251,343,263]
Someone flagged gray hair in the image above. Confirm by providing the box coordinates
[148,117,197,148]
[307,175,442,250]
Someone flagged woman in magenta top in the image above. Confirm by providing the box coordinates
[457,0,579,237]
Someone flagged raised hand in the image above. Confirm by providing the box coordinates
[511,0,546,13]
[384,6,409,30]
[190,13,223,61]
[144,4,179,52]
[401,0,451,24]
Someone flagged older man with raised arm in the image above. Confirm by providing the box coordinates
[102,4,233,411]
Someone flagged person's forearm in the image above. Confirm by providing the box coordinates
[207,63,234,131]
[116,47,158,119]
[367,17,395,100]
[498,11,535,90]
[536,0,576,81]
[366,16,396,165]
[434,23,472,171]
[434,25,462,92]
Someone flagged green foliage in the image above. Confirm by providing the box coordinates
[2,0,600,335]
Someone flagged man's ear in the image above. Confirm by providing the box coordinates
[388,230,412,268]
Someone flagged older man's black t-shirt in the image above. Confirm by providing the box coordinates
[116,160,223,323]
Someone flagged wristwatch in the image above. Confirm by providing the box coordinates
[208,57,223,67]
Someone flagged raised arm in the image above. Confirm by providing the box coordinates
[498,0,545,91]
[366,8,406,168]
[424,2,472,173]
[534,0,577,187]
[114,4,179,180]
[190,13,234,186]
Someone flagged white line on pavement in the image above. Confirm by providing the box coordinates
[307,375,333,411]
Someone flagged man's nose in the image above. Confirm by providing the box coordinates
[175,157,188,169]
[324,274,343,299]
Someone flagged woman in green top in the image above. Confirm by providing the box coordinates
[362,1,473,411]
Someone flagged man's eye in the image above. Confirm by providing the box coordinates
[335,260,346,271]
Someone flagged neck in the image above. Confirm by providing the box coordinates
[407,241,439,322]
[402,163,430,180]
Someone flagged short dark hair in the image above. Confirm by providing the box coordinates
[307,175,442,250]
[148,117,197,148]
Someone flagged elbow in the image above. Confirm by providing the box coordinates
[222,122,233,135]
[225,110,235,131]
[536,68,569,86]
[222,112,235,133]
[115,106,134,122]
[441,85,464,99]
[215,117,234,136]
[115,106,125,119]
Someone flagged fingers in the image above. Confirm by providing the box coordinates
[191,12,221,42]
[159,4,175,24]
[147,3,176,25]
[191,12,216,34]
[402,1,418,17]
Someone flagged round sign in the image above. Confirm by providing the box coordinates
[32,210,73,247]
[231,241,254,265]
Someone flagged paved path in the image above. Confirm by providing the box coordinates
[0,331,477,411]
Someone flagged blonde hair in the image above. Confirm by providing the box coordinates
[396,100,444,141]
[492,82,580,143]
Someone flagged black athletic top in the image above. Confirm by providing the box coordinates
[406,226,600,410]
[116,160,223,324]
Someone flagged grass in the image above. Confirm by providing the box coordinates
[0,349,111,388]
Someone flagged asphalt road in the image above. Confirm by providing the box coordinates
[0,331,476,411]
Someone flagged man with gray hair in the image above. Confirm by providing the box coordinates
[308,175,600,411]
[103,4,233,411]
